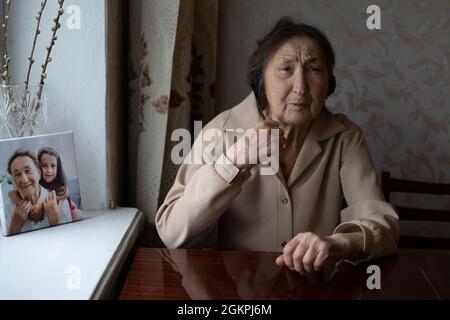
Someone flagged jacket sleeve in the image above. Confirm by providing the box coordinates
[336,123,399,262]
[155,116,247,249]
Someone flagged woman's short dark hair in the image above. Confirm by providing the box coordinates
[248,16,336,110]
[7,149,40,175]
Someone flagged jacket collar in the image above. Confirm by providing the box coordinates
[288,110,347,187]
[222,93,262,132]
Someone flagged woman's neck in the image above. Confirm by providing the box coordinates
[278,121,311,155]
[266,110,311,150]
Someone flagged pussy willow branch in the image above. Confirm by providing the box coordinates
[1,0,12,85]
[24,0,47,94]
[1,0,4,83]
[36,0,64,104]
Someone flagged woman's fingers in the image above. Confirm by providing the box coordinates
[301,246,319,273]
[280,138,287,149]
[313,248,329,272]
[45,190,57,204]
[20,200,30,210]
[275,254,284,266]
[276,233,335,274]
[260,118,279,128]
[17,200,25,210]
[292,241,309,273]
[281,239,298,271]
[16,201,33,219]
[272,127,287,150]
[228,118,289,168]
[25,202,33,216]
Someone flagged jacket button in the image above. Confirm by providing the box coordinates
[281,196,288,204]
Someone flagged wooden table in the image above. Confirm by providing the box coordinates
[120,248,450,300]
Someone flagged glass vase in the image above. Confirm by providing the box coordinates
[0,84,47,139]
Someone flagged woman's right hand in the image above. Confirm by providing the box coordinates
[14,200,33,221]
[225,119,287,170]
[9,200,32,234]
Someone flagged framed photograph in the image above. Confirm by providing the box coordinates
[0,132,83,236]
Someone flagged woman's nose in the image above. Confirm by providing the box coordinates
[292,69,307,95]
[19,173,29,183]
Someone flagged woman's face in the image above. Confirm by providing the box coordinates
[264,36,330,127]
[40,153,58,183]
[10,156,41,200]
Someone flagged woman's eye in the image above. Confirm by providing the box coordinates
[307,66,321,73]
[280,66,292,72]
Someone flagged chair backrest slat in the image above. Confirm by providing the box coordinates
[390,178,450,195]
[381,171,450,249]
[397,206,450,222]
[399,236,450,250]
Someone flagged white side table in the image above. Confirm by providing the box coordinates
[0,207,144,299]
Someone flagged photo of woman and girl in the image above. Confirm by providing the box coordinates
[6,147,82,235]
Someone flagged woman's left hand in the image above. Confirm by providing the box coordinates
[275,232,362,274]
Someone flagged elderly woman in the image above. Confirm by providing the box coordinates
[155,17,399,273]
[6,149,72,235]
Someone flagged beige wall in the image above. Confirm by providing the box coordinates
[216,0,450,237]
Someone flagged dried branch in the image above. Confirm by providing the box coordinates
[1,0,12,85]
[24,0,47,94]
[36,0,64,102]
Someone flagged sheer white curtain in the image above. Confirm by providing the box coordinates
[127,0,218,245]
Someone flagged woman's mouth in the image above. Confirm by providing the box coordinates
[287,102,309,110]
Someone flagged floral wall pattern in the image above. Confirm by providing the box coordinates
[216,0,450,237]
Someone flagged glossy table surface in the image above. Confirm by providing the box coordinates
[120,247,450,300]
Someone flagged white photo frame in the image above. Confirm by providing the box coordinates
[0,132,83,236]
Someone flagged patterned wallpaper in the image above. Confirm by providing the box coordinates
[216,0,450,236]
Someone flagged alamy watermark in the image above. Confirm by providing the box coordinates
[366,5,381,30]
[366,264,381,290]
[66,264,81,290]
[66,5,81,30]
[171,121,280,175]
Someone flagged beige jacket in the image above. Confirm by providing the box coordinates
[155,93,399,261]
